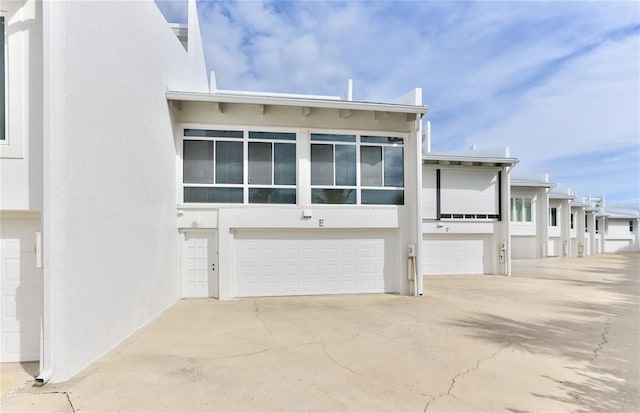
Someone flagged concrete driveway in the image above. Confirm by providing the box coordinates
[2,253,639,412]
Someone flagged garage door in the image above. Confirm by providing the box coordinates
[604,239,632,253]
[1,217,41,362]
[422,235,490,275]
[234,230,396,297]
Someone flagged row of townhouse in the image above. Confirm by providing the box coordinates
[1,0,638,383]
[510,174,639,259]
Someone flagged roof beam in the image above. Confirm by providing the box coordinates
[213,102,224,113]
[302,107,312,117]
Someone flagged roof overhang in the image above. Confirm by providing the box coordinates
[166,91,428,118]
[422,155,518,167]
[549,194,575,200]
[510,181,556,188]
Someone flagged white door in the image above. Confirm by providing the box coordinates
[181,231,217,298]
[1,217,41,362]
[422,235,489,275]
[234,229,395,297]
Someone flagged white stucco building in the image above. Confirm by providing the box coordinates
[547,186,574,257]
[509,173,555,259]
[0,0,428,382]
[421,147,517,275]
[602,209,640,252]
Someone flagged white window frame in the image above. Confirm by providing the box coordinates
[510,196,533,223]
[179,126,298,205]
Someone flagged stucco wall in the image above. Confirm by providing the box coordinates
[46,1,207,381]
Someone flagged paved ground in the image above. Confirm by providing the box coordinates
[2,253,638,412]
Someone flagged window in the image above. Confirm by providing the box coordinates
[631,220,635,233]
[550,207,558,227]
[595,219,599,234]
[310,134,404,205]
[510,197,532,222]
[585,215,588,232]
[1,15,5,141]
[570,213,574,229]
[182,129,296,204]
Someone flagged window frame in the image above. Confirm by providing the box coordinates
[180,127,298,205]
[309,132,406,205]
[631,220,635,233]
[510,197,533,223]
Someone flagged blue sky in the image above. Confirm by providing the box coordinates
[156,0,640,211]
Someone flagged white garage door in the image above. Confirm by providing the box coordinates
[422,235,490,275]
[604,239,632,253]
[234,230,396,297]
[1,217,41,362]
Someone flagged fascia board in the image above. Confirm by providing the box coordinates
[166,91,428,114]
[422,155,518,166]
[510,181,556,188]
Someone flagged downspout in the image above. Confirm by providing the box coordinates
[413,95,425,297]
[37,0,64,385]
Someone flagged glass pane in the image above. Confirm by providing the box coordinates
[335,145,356,186]
[311,188,356,204]
[184,129,243,138]
[515,198,523,222]
[183,140,213,184]
[248,142,272,185]
[311,144,334,186]
[184,187,243,203]
[0,16,4,141]
[216,141,243,184]
[249,131,296,140]
[274,143,296,185]
[361,189,404,205]
[249,188,296,204]
[525,199,532,222]
[384,147,404,187]
[361,136,403,144]
[510,198,516,222]
[360,146,382,186]
[310,133,356,142]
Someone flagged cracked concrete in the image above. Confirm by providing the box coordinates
[1,253,638,412]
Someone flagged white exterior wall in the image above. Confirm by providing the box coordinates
[0,0,43,211]
[174,102,422,298]
[510,186,548,259]
[44,1,208,381]
[548,198,571,257]
[421,164,511,275]
[570,205,587,257]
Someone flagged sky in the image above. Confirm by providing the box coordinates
[156,0,640,211]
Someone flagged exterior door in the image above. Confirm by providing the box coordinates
[181,231,217,298]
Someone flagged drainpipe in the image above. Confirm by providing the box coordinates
[37,0,65,385]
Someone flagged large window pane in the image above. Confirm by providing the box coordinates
[384,147,404,187]
[248,142,272,185]
[216,141,243,184]
[311,144,334,185]
[335,145,356,186]
[311,188,356,204]
[249,188,296,204]
[515,198,523,222]
[183,140,213,184]
[184,187,243,203]
[361,189,404,205]
[524,199,532,222]
[0,16,4,141]
[360,146,382,186]
[274,143,296,185]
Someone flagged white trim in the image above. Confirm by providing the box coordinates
[167,91,428,115]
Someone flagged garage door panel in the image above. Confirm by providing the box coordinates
[235,230,395,297]
[422,235,490,275]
